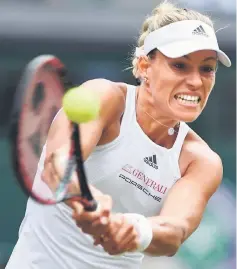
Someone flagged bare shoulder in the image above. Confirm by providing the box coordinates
[82,78,126,104]
[82,79,127,123]
[180,129,223,177]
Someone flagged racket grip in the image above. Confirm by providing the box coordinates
[83,199,98,212]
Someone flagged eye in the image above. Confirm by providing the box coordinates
[173,62,187,70]
[200,65,216,73]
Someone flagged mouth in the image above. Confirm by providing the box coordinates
[174,94,201,106]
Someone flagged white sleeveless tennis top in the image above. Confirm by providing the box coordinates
[6,84,190,269]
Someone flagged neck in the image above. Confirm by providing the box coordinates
[136,86,179,148]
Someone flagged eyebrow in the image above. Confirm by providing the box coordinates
[202,57,218,62]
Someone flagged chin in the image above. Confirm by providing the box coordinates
[169,103,204,123]
[169,98,205,122]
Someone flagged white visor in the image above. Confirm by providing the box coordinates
[143,20,231,67]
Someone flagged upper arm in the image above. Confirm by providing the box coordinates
[158,149,223,241]
[46,79,125,160]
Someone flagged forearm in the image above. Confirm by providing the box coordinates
[144,216,188,256]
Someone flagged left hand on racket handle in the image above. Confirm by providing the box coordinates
[69,188,112,232]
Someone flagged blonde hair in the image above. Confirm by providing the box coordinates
[132,1,214,79]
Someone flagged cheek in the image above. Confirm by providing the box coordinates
[149,69,176,93]
[202,79,215,106]
[206,77,216,94]
[149,79,166,99]
[148,65,182,99]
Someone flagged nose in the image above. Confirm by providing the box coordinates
[186,71,203,90]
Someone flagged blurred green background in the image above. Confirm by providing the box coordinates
[0,1,235,268]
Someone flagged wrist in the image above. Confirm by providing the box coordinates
[124,213,153,252]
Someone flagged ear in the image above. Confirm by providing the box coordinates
[137,56,150,80]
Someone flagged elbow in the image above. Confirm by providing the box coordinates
[166,242,180,257]
[165,238,181,257]
[165,221,189,256]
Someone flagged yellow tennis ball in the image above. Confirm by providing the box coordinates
[62,86,100,123]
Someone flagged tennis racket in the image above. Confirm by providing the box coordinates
[9,55,97,211]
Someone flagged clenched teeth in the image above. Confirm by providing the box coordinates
[175,94,201,103]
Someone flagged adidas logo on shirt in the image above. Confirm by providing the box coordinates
[192,25,208,37]
[144,155,158,170]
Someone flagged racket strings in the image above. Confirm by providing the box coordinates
[41,150,78,201]
[54,156,77,199]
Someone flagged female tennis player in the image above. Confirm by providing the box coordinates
[6,2,231,269]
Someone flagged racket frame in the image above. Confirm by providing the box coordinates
[10,55,97,211]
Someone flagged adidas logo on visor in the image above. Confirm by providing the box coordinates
[192,25,208,37]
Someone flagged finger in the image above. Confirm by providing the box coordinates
[102,235,138,256]
[51,153,63,180]
[49,158,62,190]
[71,201,84,218]
[71,202,106,231]
[79,213,110,238]
[66,177,80,195]
[123,237,139,252]
[72,206,98,234]
[113,222,135,245]
[78,221,95,234]
[42,155,61,191]
[95,194,112,219]
[93,232,111,246]
[75,215,108,236]
[96,213,110,227]
[73,209,101,223]
[115,228,138,252]
[92,224,110,245]
[99,216,140,255]
[42,154,54,183]
[93,214,123,246]
[72,201,111,223]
